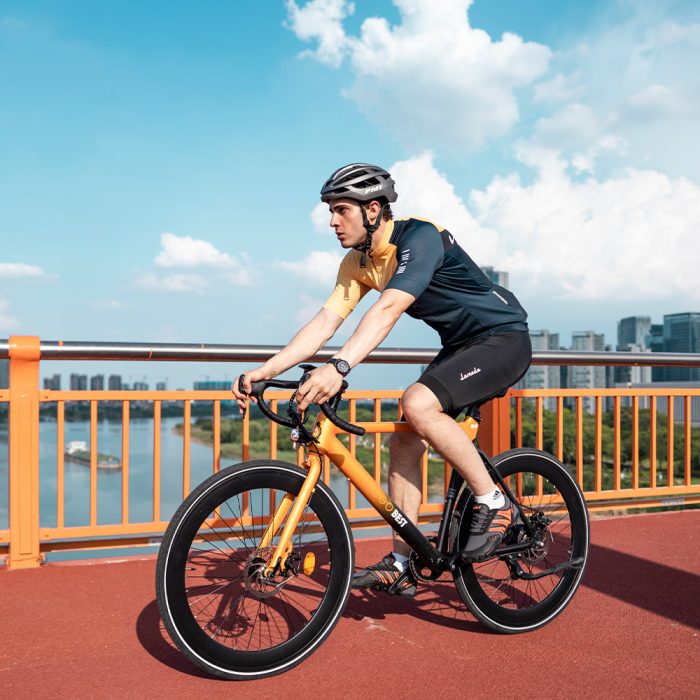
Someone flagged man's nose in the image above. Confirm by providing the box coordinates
[330,213,339,228]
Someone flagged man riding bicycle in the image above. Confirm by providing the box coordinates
[234,163,532,598]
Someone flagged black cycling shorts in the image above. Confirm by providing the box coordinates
[417,331,532,417]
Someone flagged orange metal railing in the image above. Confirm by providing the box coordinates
[510,388,700,512]
[1,335,699,569]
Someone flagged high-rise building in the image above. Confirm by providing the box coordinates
[70,374,88,391]
[132,382,149,391]
[156,382,167,391]
[618,316,651,348]
[194,380,231,390]
[0,358,8,388]
[662,312,700,382]
[615,316,652,385]
[648,324,665,381]
[108,375,123,390]
[90,375,105,391]
[517,330,560,410]
[480,266,509,290]
[570,331,606,413]
[43,375,62,390]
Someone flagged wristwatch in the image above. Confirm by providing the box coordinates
[327,358,351,377]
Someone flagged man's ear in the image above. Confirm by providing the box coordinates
[367,199,382,223]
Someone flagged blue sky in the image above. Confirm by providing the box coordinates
[2,1,699,388]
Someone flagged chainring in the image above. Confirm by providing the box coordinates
[408,551,443,582]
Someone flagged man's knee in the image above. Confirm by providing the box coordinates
[401,383,443,431]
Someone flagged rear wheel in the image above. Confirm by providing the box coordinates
[156,460,354,679]
[452,449,589,633]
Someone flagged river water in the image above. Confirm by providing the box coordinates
[0,417,399,549]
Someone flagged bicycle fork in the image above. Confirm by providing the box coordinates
[260,454,322,576]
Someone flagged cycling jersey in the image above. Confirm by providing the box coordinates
[324,217,528,349]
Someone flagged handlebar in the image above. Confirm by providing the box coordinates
[238,370,366,436]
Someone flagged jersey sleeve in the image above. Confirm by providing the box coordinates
[385,221,444,299]
[323,253,371,320]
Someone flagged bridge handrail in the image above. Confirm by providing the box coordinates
[1,338,700,366]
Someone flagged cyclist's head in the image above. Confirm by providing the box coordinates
[320,163,397,221]
[321,163,397,267]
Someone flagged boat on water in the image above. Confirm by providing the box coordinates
[65,440,121,470]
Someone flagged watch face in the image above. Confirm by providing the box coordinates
[330,359,350,376]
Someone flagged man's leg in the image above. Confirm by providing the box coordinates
[401,383,495,495]
[387,432,426,557]
[401,382,513,561]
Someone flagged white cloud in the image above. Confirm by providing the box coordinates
[276,250,344,287]
[286,0,551,152]
[626,84,689,119]
[470,157,700,302]
[534,72,584,103]
[0,262,48,279]
[0,298,18,330]
[541,10,700,179]
[390,152,496,263]
[311,201,331,234]
[293,293,326,325]
[639,21,700,54]
[152,232,253,286]
[133,273,208,294]
[155,232,236,268]
[284,0,353,67]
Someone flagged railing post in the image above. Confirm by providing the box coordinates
[8,335,42,569]
[479,395,511,457]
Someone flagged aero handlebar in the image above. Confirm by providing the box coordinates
[240,373,366,436]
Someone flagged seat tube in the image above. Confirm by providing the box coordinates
[264,453,322,574]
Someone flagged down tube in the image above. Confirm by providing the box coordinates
[322,433,437,563]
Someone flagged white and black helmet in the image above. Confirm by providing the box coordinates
[320,163,398,204]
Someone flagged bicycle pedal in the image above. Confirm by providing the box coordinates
[386,569,413,596]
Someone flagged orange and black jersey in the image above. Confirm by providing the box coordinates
[324,217,528,349]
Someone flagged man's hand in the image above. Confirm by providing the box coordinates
[295,364,344,412]
[232,368,268,414]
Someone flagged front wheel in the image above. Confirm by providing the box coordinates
[452,448,589,633]
[156,460,354,679]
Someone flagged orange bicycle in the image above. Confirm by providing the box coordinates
[156,366,589,679]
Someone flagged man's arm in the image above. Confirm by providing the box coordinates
[233,308,344,410]
[295,288,415,410]
[259,308,345,377]
[332,288,415,367]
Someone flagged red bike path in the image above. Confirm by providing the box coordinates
[1,509,698,699]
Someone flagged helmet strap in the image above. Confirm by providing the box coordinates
[356,203,386,268]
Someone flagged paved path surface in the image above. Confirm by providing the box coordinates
[2,510,699,699]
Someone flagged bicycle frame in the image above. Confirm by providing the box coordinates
[264,410,482,574]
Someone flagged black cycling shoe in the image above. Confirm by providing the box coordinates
[351,553,417,598]
[461,496,513,562]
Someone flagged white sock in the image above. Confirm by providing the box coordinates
[391,552,409,572]
[476,488,506,510]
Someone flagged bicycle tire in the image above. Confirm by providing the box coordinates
[156,460,354,679]
[452,448,589,633]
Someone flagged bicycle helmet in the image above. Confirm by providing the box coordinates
[320,163,398,204]
[320,163,398,268]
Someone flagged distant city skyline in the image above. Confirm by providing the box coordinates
[3,307,697,393]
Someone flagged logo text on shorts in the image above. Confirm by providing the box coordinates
[460,366,481,381]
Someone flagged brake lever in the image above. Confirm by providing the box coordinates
[235,373,247,418]
[286,364,317,427]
